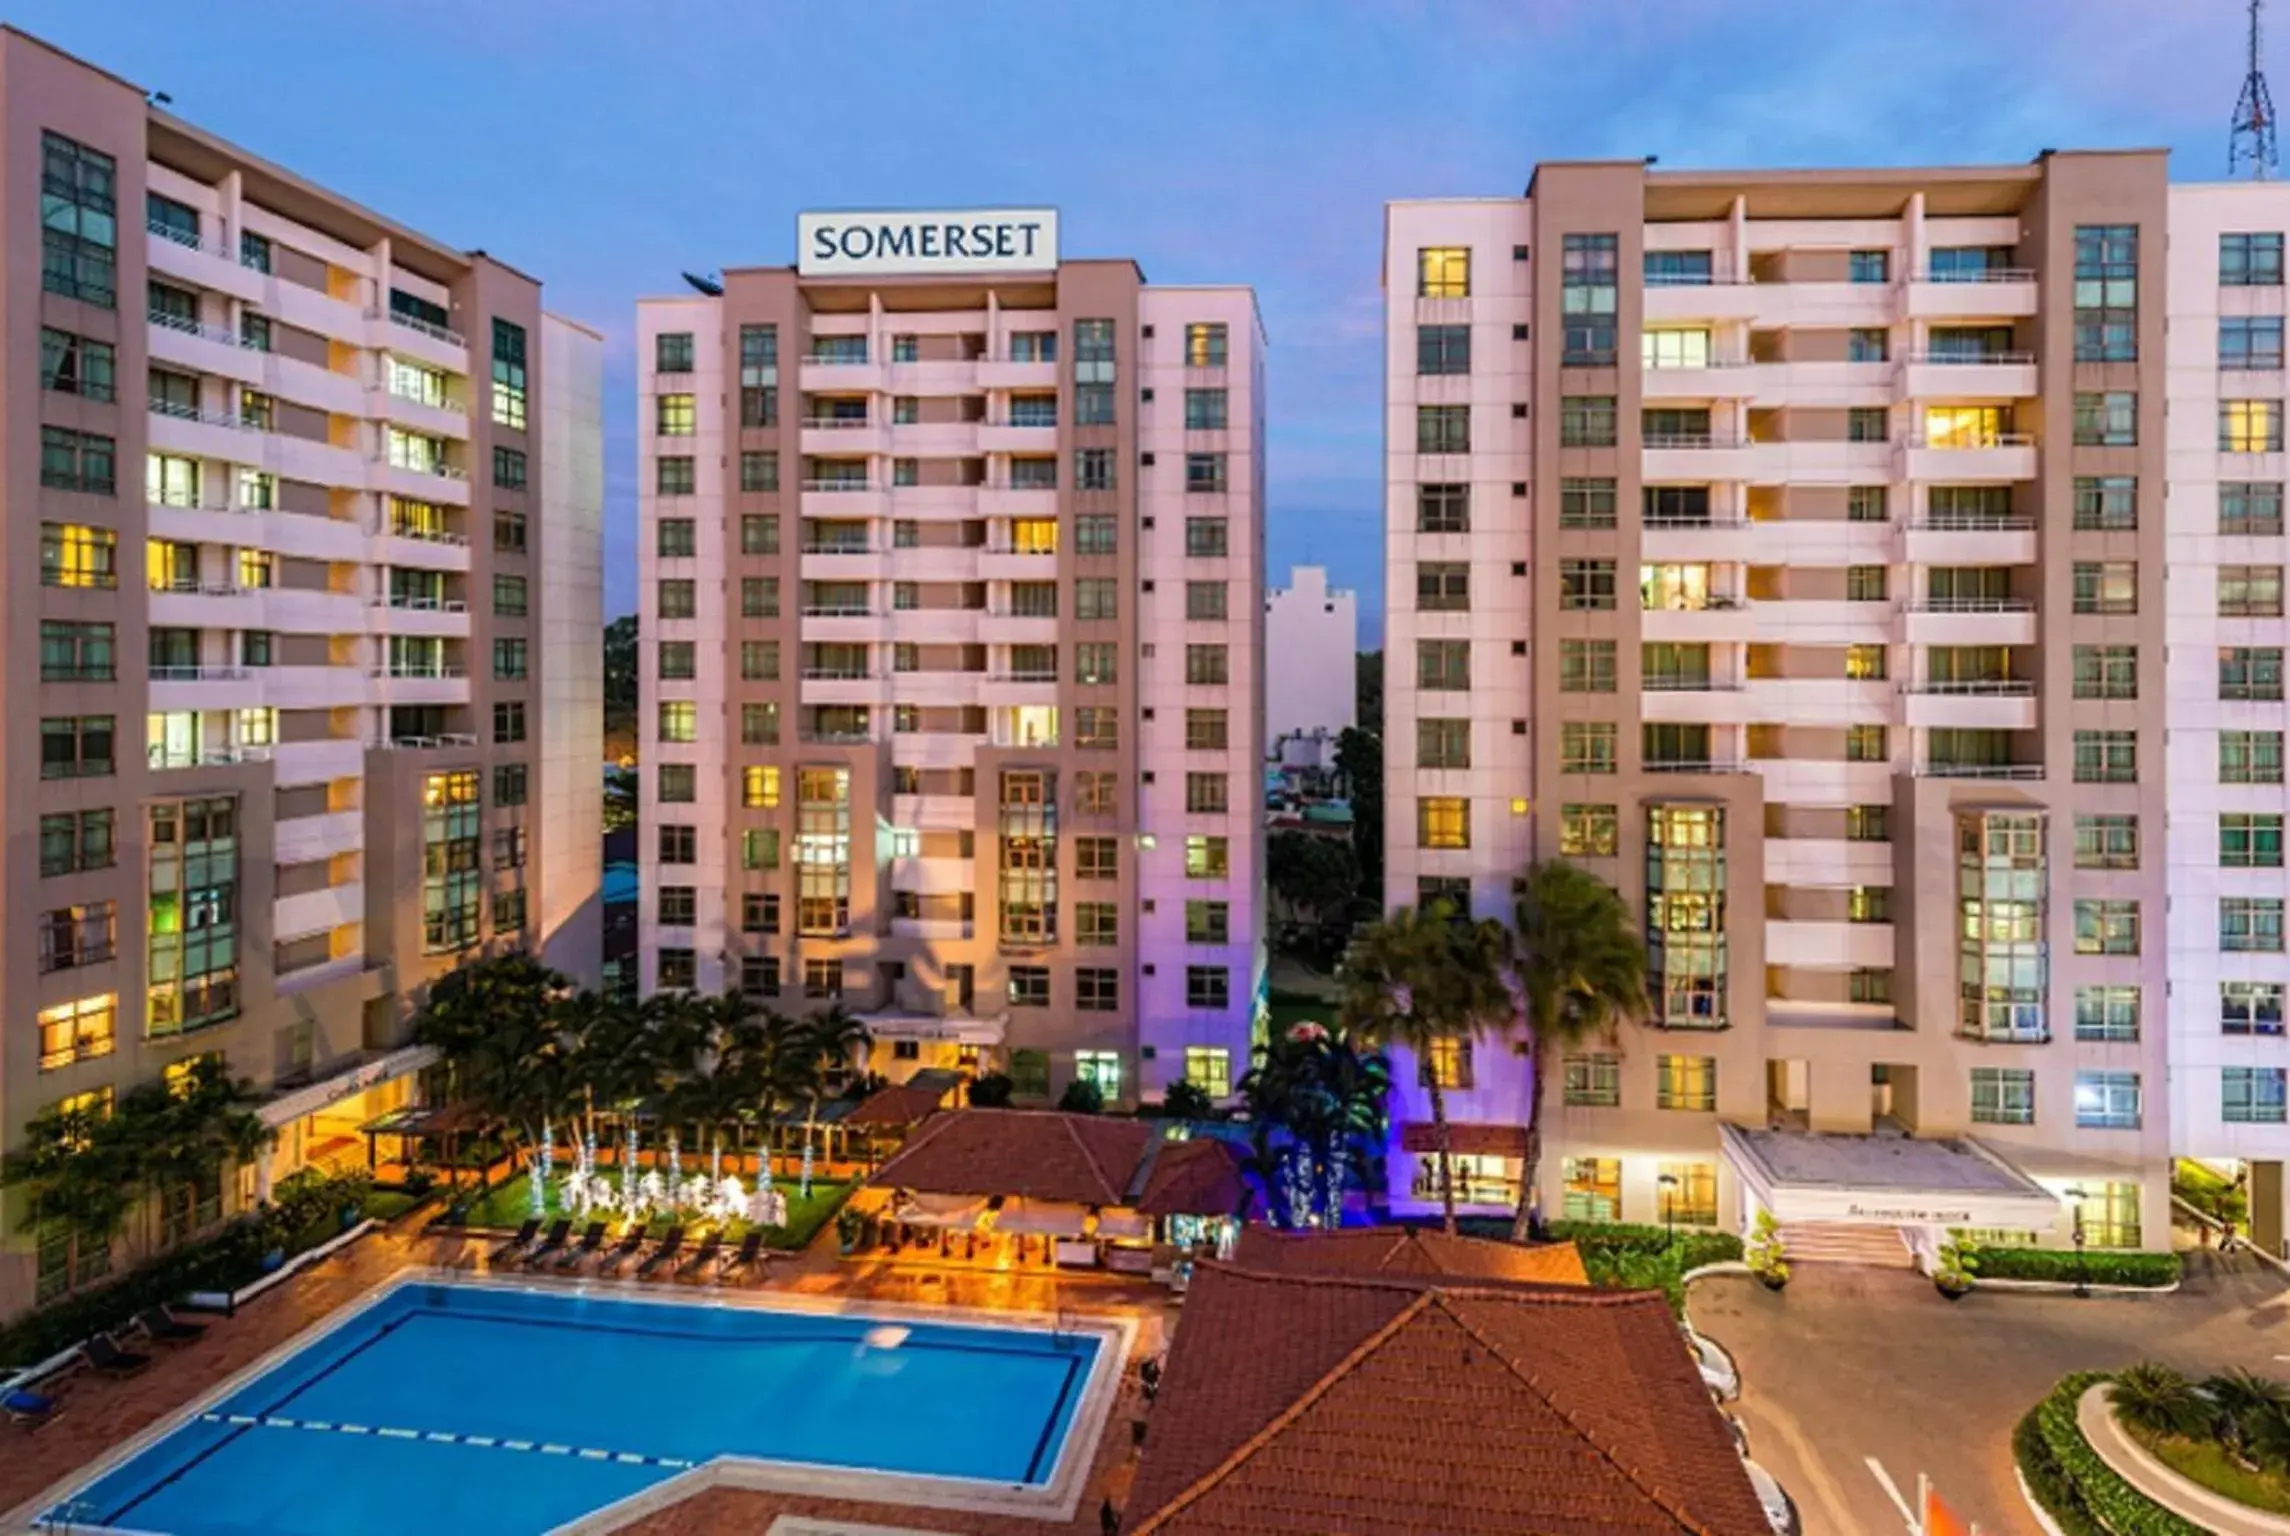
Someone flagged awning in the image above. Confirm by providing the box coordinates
[994,1198,1091,1237]
[1095,1208,1153,1241]
[1400,1122,1528,1159]
[261,1045,435,1129]
[1719,1123,2065,1230]
[859,1011,1007,1047]
[892,1192,986,1228]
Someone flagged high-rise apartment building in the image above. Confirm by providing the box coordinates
[0,28,602,1317]
[1382,153,2192,1253]
[637,211,1265,1109]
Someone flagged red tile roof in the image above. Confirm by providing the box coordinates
[1233,1226,1590,1286]
[1134,1137,1248,1218]
[843,1079,955,1130]
[865,1109,1155,1207]
[1123,1264,1769,1536]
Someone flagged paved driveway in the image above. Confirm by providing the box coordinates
[1687,1254,2290,1536]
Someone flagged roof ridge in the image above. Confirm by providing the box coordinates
[1058,1112,1127,1206]
[1213,1259,1650,1305]
[1434,1293,1719,1536]
[1128,1291,1439,1535]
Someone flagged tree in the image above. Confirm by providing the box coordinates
[1508,860,1650,1240]
[794,1007,871,1192]
[603,614,638,762]
[1162,1080,1215,1123]
[1237,1023,1388,1227]
[2111,1362,2209,1440]
[1267,831,1361,928]
[967,1074,1015,1108]
[1355,649,1383,740]
[1058,1078,1105,1115]
[1338,903,1514,1234]
[1334,725,1383,904]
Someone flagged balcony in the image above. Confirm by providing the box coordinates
[1642,276,1761,324]
[1639,510,1757,563]
[146,218,266,306]
[149,744,273,771]
[797,352,887,392]
[373,454,473,507]
[1640,358,1757,402]
[1895,434,2036,484]
[1640,599,1756,644]
[1765,920,1894,970]
[375,731,480,750]
[1915,759,2043,782]
[1641,433,1758,483]
[1901,599,2035,648]
[372,382,471,442]
[1902,681,2039,731]
[1900,515,2038,568]
[799,415,887,456]
[1895,352,2039,402]
[368,306,467,361]
[1903,269,2039,320]
[1642,758,1751,776]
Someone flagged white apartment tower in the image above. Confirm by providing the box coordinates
[638,212,1266,1109]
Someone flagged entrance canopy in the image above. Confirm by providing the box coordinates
[994,1198,1091,1237]
[1720,1124,2063,1230]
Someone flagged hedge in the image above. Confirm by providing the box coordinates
[2015,1371,2207,1536]
[1971,1247,2181,1288]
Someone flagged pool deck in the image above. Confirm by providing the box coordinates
[1,1211,1176,1535]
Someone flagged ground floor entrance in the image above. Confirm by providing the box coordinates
[258,1044,436,1195]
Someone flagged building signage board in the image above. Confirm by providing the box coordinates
[797,209,1059,277]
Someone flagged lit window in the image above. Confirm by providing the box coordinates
[743,765,780,808]
[1417,247,1470,298]
[1183,1047,1231,1099]
[1418,796,1469,850]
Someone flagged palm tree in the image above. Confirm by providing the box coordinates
[1508,860,1649,1240]
[2111,1362,2209,1440]
[1339,902,1515,1234]
[795,1006,871,1192]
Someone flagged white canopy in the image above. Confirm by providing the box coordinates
[1094,1208,1153,1241]
[893,1192,987,1228]
[993,1198,1091,1237]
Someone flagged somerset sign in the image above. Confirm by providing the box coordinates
[798,209,1059,277]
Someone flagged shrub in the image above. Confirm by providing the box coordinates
[1159,1081,1216,1122]
[1969,1247,2180,1288]
[1057,1078,1105,1116]
[2016,1372,2208,1536]
[1534,1220,1743,1311]
[965,1073,1014,1108]
[2113,1362,2209,1439]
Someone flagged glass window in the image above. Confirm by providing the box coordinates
[2074,1071,2142,1130]
[1416,247,1469,298]
[1971,1068,2035,1126]
[2223,232,2285,287]
[1655,1055,1716,1112]
[1563,1054,1620,1107]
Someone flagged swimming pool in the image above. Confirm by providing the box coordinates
[43,1277,1117,1536]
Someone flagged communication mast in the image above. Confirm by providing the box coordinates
[2233,0,2280,178]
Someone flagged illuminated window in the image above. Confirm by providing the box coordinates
[491,318,527,429]
[657,701,696,743]
[743,765,781,808]
[1418,796,1469,850]
[1184,1047,1231,1099]
[1011,517,1058,554]
[148,796,240,1030]
[2074,1073,2142,1130]
[1641,328,1711,370]
[1563,1054,1620,1107]
[41,522,116,588]
[656,393,695,436]
[1184,835,1229,879]
[1560,804,1618,857]
[2224,400,2284,453]
[1655,1054,1716,1112]
[1658,1162,1718,1226]
[37,993,115,1071]
[1416,247,1469,298]
[1419,1037,1474,1090]
[1562,1158,1621,1222]
[1183,323,1227,367]
[1923,405,2010,449]
[1845,644,1887,681]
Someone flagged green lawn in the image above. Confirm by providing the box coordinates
[2131,1425,2290,1515]
[456,1170,853,1252]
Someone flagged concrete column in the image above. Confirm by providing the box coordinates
[256,1143,277,1203]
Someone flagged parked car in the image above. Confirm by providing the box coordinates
[1743,1460,1801,1536]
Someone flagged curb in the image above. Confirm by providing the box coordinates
[1974,1275,2180,1297]
[2015,1465,2072,1536]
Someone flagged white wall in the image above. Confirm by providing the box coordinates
[538,313,606,985]
[1264,565,1357,745]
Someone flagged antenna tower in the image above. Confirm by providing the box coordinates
[2234,0,2279,178]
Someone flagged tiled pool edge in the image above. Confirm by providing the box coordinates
[5,1266,1137,1536]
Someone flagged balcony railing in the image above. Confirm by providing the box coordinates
[146,216,219,254]
[1901,349,2036,366]
[1642,433,1749,451]
[374,309,466,349]
[990,669,1060,683]
[372,665,469,680]
[1910,513,2036,532]
[803,351,872,366]
[802,728,875,745]
[378,732,479,750]
[377,455,469,481]
[1643,509,1748,529]
[383,384,467,415]
[1908,679,2036,695]
[149,309,254,349]
[801,415,872,430]
[149,665,248,683]
[385,523,471,546]
[150,745,273,769]
[1409,1170,1521,1206]
[1915,267,2036,284]
[800,604,873,619]
[1642,676,1736,692]
[802,479,873,493]
[1905,433,2035,450]
[149,398,254,431]
[377,594,470,612]
[802,667,871,681]
[1916,762,2044,780]
[1907,597,2032,614]
[801,541,873,555]
[1644,758,1750,774]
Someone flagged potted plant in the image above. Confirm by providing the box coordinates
[1745,1210,1790,1291]
[1933,1238,1978,1300]
[835,1205,865,1256]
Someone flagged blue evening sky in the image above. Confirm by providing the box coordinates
[21,0,2235,643]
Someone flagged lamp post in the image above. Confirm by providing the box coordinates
[2065,1185,2090,1298]
[1658,1172,1680,1251]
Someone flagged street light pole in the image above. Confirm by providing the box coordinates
[1659,1172,1680,1251]
[2065,1184,2090,1298]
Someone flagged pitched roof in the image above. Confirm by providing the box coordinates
[1233,1226,1590,1287]
[1134,1137,1248,1218]
[1398,1121,1529,1158]
[865,1108,1155,1207]
[842,1078,956,1130]
[1123,1264,1770,1536]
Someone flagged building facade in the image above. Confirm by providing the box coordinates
[1263,565,1357,745]
[637,213,1266,1109]
[0,28,602,1318]
[1383,154,2185,1252]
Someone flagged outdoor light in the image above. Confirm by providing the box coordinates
[2064,1184,2091,1299]
[1658,1172,1681,1251]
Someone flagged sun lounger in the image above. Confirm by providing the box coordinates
[82,1333,152,1377]
[2,1388,60,1430]
[137,1306,207,1346]
[489,1218,541,1264]
[718,1231,766,1284]
[635,1226,685,1279]
[676,1232,724,1282]
[521,1219,573,1268]
[596,1228,647,1277]
[556,1222,608,1270]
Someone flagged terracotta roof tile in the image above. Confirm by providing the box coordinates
[1234,1226,1590,1286]
[1123,1264,1769,1536]
[1134,1138,1249,1218]
[842,1079,955,1129]
[1398,1120,1529,1158]
[864,1108,1155,1206]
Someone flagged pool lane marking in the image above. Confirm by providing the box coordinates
[195,1413,693,1470]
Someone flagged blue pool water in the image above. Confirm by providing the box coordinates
[56,1282,1102,1536]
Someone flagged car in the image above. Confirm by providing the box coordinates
[1743,1459,1801,1536]
[1681,1323,1740,1401]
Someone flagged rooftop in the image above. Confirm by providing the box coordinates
[1232,1226,1588,1287]
[1724,1127,2046,1197]
[1122,1263,1769,1535]
[868,1109,1244,1213]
